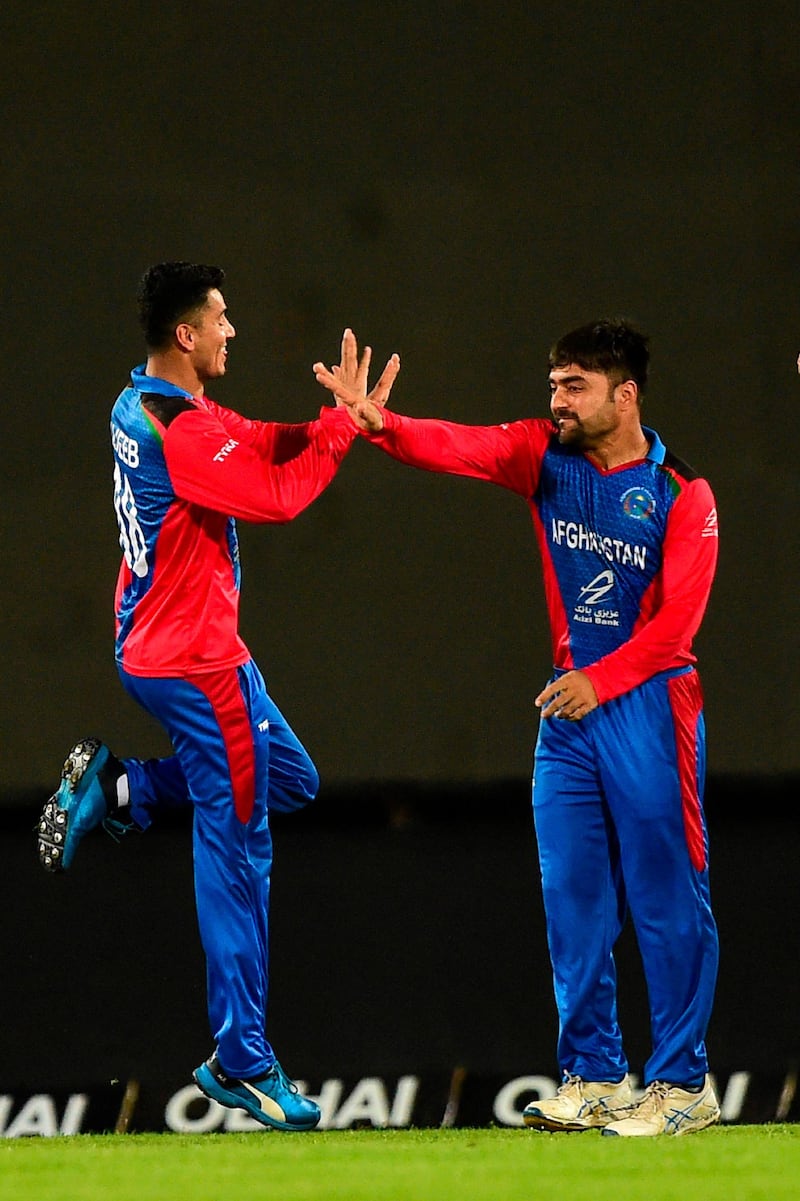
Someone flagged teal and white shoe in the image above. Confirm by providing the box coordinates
[193,1052,321,1132]
[37,737,123,872]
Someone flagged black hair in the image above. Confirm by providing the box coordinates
[549,319,649,394]
[137,261,226,350]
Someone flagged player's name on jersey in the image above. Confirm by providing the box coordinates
[111,423,140,468]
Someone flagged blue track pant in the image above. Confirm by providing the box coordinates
[118,659,318,1079]
[532,666,718,1087]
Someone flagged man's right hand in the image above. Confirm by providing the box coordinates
[314,329,399,431]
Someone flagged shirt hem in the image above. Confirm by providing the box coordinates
[115,649,251,678]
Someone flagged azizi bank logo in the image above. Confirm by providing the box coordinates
[577,569,615,606]
[574,570,620,628]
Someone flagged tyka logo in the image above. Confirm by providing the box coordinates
[213,438,239,463]
[577,569,615,606]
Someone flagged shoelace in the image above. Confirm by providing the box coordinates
[102,816,137,843]
[270,1061,299,1094]
[634,1081,671,1114]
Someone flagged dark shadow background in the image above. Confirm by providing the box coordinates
[2,0,799,1102]
[2,0,798,792]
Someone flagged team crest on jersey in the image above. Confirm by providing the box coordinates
[620,486,656,520]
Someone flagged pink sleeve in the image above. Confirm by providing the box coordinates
[163,404,357,523]
[365,409,553,496]
[584,478,719,703]
[201,399,323,465]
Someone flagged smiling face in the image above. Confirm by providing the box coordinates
[183,288,236,382]
[548,363,624,449]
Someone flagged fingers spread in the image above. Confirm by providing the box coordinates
[370,353,401,405]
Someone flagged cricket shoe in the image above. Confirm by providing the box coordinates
[523,1073,633,1131]
[602,1075,720,1137]
[193,1051,321,1132]
[37,737,127,872]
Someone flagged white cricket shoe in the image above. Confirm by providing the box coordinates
[523,1073,633,1131]
[602,1075,720,1137]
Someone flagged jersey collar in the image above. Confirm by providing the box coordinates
[130,363,195,399]
[644,425,666,465]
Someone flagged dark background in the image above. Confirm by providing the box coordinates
[1,0,799,1105]
[2,0,798,793]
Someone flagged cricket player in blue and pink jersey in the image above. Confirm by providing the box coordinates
[37,263,399,1132]
[314,321,721,1137]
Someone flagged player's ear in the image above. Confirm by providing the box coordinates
[615,378,639,409]
[174,322,195,352]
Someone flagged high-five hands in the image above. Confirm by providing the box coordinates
[314,329,400,431]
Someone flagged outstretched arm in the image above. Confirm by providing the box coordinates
[199,330,391,464]
[317,330,548,496]
[163,403,358,523]
[165,331,398,521]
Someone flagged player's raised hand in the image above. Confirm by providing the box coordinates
[314,329,400,431]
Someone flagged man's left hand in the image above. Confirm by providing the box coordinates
[535,671,599,721]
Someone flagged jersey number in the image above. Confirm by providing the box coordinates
[114,463,148,578]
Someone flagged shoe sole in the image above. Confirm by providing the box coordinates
[192,1064,320,1133]
[37,738,107,872]
[523,1113,608,1132]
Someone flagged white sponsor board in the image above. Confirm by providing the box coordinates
[0,1071,756,1136]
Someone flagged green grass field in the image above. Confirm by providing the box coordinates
[1,1126,799,1201]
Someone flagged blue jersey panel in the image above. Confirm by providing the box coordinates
[535,429,677,667]
[111,384,175,651]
